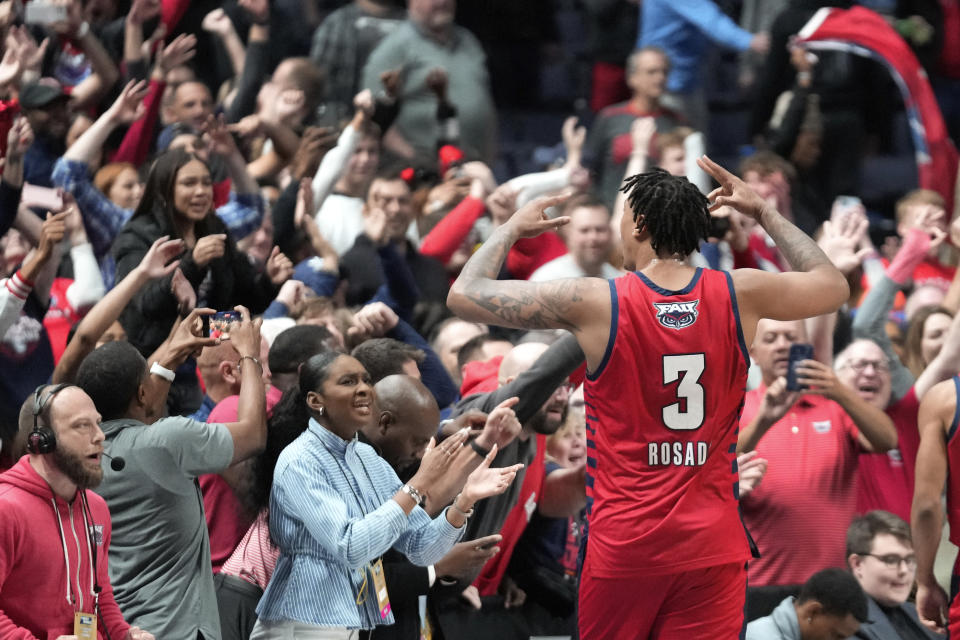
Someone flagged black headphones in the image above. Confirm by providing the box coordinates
[27,383,74,454]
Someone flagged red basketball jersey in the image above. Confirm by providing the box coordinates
[583,267,752,577]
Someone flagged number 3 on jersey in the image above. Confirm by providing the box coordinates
[662,354,705,430]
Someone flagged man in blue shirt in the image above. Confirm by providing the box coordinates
[639,0,769,131]
[20,80,71,189]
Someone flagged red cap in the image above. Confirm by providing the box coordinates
[438,144,465,176]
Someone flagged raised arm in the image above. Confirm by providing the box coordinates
[611,117,654,243]
[122,0,163,79]
[224,0,270,123]
[53,236,183,383]
[447,194,610,363]
[1,117,30,191]
[112,34,196,166]
[58,0,120,110]
[0,211,66,339]
[65,79,148,168]
[698,156,849,347]
[211,306,267,464]
[292,178,339,271]
[805,214,871,364]
[202,9,245,81]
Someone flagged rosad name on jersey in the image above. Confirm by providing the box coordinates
[647,441,708,467]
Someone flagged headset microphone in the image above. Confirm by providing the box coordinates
[101,451,126,471]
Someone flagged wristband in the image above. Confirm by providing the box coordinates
[468,438,490,459]
[74,21,90,39]
[149,361,175,382]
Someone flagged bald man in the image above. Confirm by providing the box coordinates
[361,375,509,640]
[193,342,242,423]
[193,338,272,423]
[363,375,439,475]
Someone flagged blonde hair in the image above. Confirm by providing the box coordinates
[545,411,586,465]
[895,189,945,226]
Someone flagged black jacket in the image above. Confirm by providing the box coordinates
[112,212,277,356]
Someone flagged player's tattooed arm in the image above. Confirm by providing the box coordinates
[448,225,591,331]
[759,208,834,272]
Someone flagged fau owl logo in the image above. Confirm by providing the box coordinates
[653,300,700,330]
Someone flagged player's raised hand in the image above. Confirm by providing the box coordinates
[697,155,770,222]
[503,191,574,239]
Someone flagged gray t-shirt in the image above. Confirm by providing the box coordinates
[95,416,234,640]
[362,21,497,165]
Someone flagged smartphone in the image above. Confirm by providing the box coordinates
[21,184,63,211]
[24,1,67,25]
[205,311,241,340]
[785,343,814,392]
[835,195,862,210]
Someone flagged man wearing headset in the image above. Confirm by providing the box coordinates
[0,383,154,640]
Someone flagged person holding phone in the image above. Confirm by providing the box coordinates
[111,148,293,414]
[737,319,896,588]
[75,306,267,640]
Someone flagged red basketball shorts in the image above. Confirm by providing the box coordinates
[578,556,747,640]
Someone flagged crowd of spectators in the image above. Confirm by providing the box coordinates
[0,0,957,638]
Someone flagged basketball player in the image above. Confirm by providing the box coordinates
[446,156,849,638]
[911,376,960,635]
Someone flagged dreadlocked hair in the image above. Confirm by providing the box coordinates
[619,168,711,257]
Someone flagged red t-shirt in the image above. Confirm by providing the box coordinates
[856,388,920,521]
[740,389,860,586]
[583,268,752,577]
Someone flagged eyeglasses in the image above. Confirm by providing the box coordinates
[842,359,890,373]
[862,553,917,569]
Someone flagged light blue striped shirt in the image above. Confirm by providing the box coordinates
[256,418,463,629]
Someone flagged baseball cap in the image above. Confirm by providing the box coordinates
[19,79,68,110]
